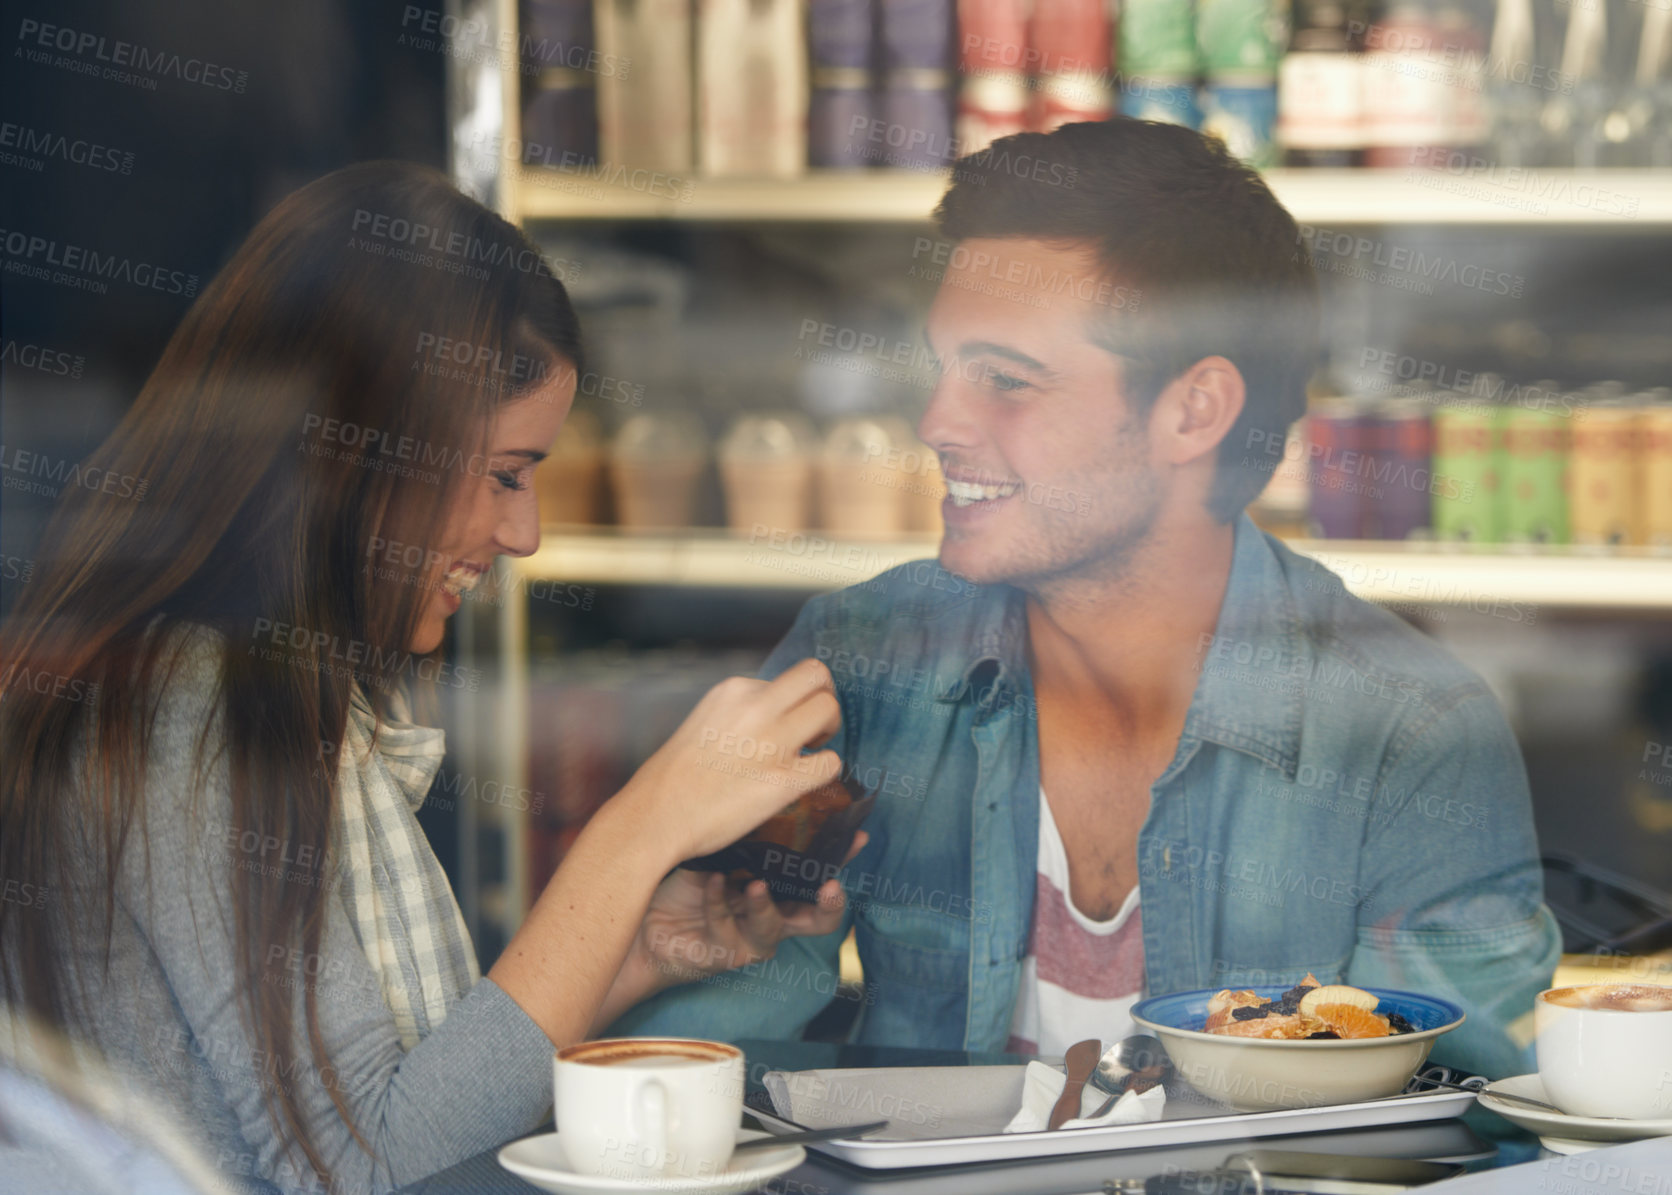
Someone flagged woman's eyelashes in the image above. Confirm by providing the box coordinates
[492,467,531,492]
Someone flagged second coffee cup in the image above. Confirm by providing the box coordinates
[554,1036,744,1180]
[1535,983,1672,1120]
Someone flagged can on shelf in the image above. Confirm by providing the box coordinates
[1569,400,1643,546]
[1201,74,1279,167]
[1430,401,1500,543]
[1498,404,1570,545]
[1366,398,1431,541]
[1644,402,1672,549]
[1307,397,1370,539]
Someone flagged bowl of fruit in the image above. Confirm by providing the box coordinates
[1130,976,1466,1111]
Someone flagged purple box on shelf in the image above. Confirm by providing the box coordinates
[810,0,874,68]
[522,79,599,165]
[881,69,955,168]
[881,0,954,69]
[811,69,875,168]
[522,0,595,61]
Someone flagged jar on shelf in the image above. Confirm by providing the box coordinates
[718,413,816,533]
[608,412,708,529]
[534,408,605,526]
[819,417,910,537]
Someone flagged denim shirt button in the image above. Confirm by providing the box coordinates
[1163,845,1172,869]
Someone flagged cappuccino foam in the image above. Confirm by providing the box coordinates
[1544,984,1672,1011]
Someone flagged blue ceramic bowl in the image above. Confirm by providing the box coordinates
[1131,985,1466,1112]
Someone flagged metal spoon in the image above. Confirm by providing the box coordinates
[1086,1035,1174,1120]
[733,1120,889,1152]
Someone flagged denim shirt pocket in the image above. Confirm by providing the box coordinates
[852,903,971,1049]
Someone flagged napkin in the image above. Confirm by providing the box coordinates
[1002,1060,1167,1133]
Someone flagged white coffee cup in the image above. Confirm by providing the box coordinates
[1535,983,1672,1120]
[553,1037,744,1180]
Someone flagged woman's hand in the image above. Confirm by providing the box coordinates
[491,658,845,1048]
[614,658,844,871]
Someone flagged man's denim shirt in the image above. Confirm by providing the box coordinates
[614,515,1561,1077]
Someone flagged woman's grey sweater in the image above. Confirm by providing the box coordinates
[6,628,553,1194]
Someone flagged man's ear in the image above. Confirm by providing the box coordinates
[1151,356,1246,467]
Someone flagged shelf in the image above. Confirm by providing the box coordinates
[506,530,1672,609]
[512,168,1672,226]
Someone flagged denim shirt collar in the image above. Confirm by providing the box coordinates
[1183,514,1307,780]
[939,513,1304,775]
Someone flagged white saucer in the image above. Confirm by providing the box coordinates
[1478,1075,1672,1152]
[497,1128,805,1195]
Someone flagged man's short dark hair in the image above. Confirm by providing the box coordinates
[935,119,1320,523]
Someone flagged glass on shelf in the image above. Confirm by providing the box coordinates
[718,413,817,533]
[535,408,605,526]
[608,412,708,530]
[818,416,911,537]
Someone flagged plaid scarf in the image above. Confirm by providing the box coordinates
[334,686,480,1049]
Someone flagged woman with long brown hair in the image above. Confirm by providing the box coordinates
[0,162,849,1193]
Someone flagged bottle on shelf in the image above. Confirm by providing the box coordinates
[697,0,806,176]
[956,0,1030,151]
[1198,0,1283,166]
[1278,0,1365,165]
[1119,0,1204,127]
[595,0,695,171]
[1484,0,1545,167]
[1623,0,1672,167]
[1029,0,1114,131]
[520,0,601,166]
[1540,0,1614,168]
[1434,0,1488,159]
[1361,0,1450,168]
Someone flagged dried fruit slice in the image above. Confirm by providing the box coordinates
[1298,984,1379,1018]
[1310,1003,1390,1039]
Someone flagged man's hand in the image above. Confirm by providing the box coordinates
[585,831,868,1034]
[635,832,869,989]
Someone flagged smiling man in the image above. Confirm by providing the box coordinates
[614,119,1560,1077]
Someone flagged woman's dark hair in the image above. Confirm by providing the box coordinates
[935,119,1320,522]
[0,161,580,1184]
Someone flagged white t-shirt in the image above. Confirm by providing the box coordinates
[1006,788,1146,1058]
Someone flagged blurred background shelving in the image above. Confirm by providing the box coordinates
[508,168,1672,224]
[436,0,1672,999]
[513,528,1672,606]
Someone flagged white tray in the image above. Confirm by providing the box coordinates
[755,1065,1477,1170]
